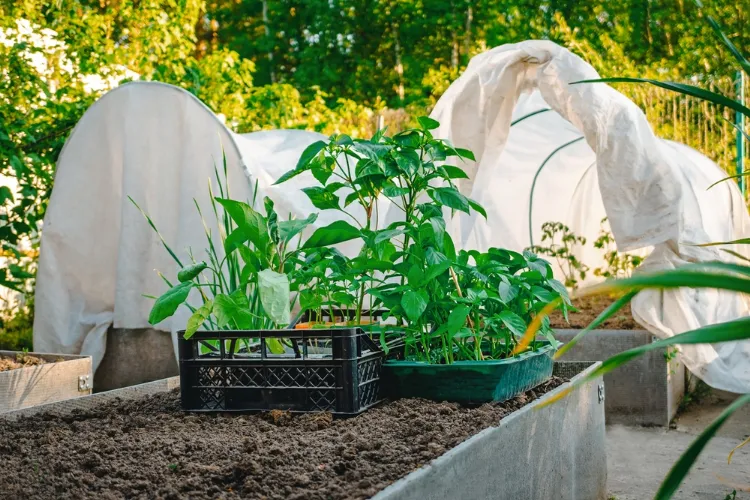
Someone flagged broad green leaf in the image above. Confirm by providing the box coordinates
[177,262,207,282]
[394,149,421,175]
[547,279,571,303]
[149,282,192,325]
[374,227,407,244]
[429,187,471,214]
[655,393,750,500]
[214,291,254,329]
[468,199,487,219]
[215,198,268,249]
[278,213,318,242]
[302,186,340,210]
[295,140,327,171]
[302,220,361,249]
[423,260,452,283]
[447,305,471,335]
[498,281,518,304]
[429,216,446,245]
[440,165,470,179]
[0,186,13,205]
[454,148,476,161]
[417,116,440,130]
[401,289,429,322]
[258,269,291,325]
[498,310,527,337]
[382,183,410,197]
[274,167,304,185]
[425,248,448,266]
[185,300,213,339]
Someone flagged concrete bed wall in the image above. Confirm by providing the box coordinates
[554,329,685,426]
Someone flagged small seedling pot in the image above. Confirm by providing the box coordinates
[382,342,555,404]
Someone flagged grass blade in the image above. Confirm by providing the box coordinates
[553,290,638,359]
[573,78,750,120]
[538,317,750,408]
[694,0,750,77]
[655,393,750,500]
[707,172,750,190]
[722,249,750,263]
[129,196,184,267]
[696,239,750,247]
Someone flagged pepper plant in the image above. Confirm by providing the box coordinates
[276,117,570,362]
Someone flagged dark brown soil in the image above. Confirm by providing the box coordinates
[0,353,46,372]
[549,294,638,330]
[0,377,566,500]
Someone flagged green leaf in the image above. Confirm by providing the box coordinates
[655,393,750,500]
[468,199,487,219]
[214,291,254,329]
[498,310,527,337]
[425,247,448,266]
[149,282,192,325]
[447,305,471,335]
[302,186,340,210]
[417,116,440,130]
[440,165,470,179]
[177,262,207,282]
[382,183,410,197]
[374,227,407,244]
[401,289,429,322]
[423,260,452,283]
[295,140,327,171]
[454,148,476,161]
[258,269,291,325]
[274,167,304,185]
[278,213,318,242]
[498,281,518,304]
[575,78,750,120]
[394,150,421,175]
[696,5,750,77]
[215,198,268,249]
[302,221,361,249]
[0,186,13,205]
[429,187,471,214]
[695,238,750,247]
[185,300,213,339]
[707,171,750,190]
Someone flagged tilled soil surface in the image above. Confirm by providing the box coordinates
[0,353,46,372]
[549,294,638,330]
[0,377,565,500]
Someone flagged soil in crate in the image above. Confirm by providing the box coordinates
[549,294,638,330]
[0,353,48,372]
[0,378,566,500]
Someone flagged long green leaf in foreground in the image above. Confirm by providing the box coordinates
[514,263,750,355]
[707,171,750,190]
[696,239,750,247]
[573,78,750,120]
[694,0,750,77]
[655,393,750,500]
[553,290,638,359]
[539,317,750,408]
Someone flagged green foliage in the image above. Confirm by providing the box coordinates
[527,222,589,289]
[277,120,569,362]
[593,218,643,279]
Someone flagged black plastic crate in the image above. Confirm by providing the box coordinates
[178,328,384,415]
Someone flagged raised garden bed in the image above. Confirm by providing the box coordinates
[550,295,685,426]
[0,350,92,413]
[0,362,606,500]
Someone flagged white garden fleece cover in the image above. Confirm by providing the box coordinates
[34,41,750,392]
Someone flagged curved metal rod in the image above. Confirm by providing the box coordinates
[527,136,586,246]
[511,108,552,127]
